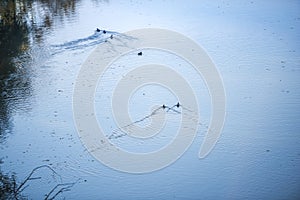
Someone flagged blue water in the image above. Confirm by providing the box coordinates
[0,0,300,199]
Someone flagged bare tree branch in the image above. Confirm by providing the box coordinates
[15,165,61,195]
[45,181,78,200]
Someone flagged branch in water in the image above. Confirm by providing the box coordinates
[45,181,78,200]
[16,165,62,194]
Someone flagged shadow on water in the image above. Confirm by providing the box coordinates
[0,0,107,198]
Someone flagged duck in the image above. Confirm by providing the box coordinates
[176,102,180,108]
[103,30,107,34]
[138,52,142,56]
[96,28,101,32]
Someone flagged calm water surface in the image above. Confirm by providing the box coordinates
[0,0,300,199]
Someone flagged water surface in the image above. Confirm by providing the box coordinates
[0,0,300,199]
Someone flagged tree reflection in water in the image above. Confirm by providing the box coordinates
[0,0,90,198]
[0,0,83,141]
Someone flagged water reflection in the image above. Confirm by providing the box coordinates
[0,1,30,142]
[1,0,299,199]
[0,0,95,198]
[0,165,24,199]
[0,0,89,142]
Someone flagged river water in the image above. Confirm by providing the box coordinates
[0,0,300,199]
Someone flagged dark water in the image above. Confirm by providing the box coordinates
[1,0,300,199]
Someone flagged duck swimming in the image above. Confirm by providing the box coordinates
[96,28,101,32]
